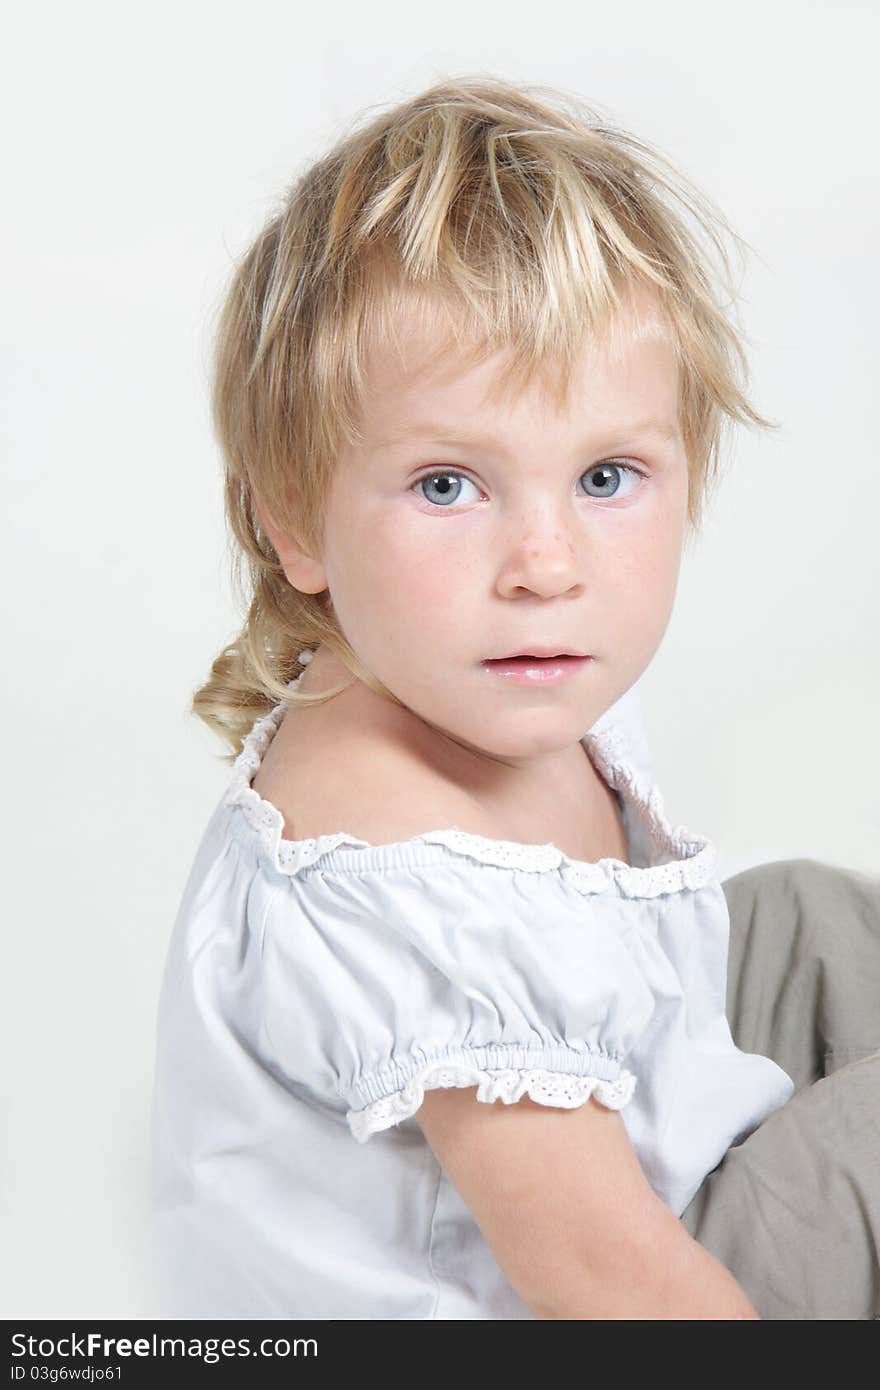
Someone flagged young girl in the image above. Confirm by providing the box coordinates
[149,76,880,1320]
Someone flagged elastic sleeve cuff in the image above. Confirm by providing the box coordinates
[346,1057,637,1143]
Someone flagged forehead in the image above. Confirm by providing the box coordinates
[357,282,679,435]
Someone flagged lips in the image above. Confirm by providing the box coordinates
[486,648,588,660]
[480,653,592,685]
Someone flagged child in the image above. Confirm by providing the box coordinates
[149,76,880,1319]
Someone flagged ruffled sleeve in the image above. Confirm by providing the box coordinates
[259,855,657,1143]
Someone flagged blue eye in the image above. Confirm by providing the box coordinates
[578,461,643,499]
[412,461,644,508]
[413,472,482,507]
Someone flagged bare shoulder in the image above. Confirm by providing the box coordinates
[250,701,494,846]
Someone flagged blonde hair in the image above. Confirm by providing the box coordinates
[194,74,776,761]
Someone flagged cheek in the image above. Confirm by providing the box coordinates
[628,529,682,586]
[599,509,684,617]
[336,509,477,624]
[633,521,686,626]
[376,500,479,570]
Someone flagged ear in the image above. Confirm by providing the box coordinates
[254,496,328,595]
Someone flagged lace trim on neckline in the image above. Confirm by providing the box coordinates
[347,1062,637,1143]
[222,669,717,897]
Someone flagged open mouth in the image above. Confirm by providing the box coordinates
[485,654,586,663]
[481,654,592,683]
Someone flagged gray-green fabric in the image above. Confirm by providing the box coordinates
[679,857,880,1319]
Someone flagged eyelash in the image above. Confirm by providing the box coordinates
[410,460,647,507]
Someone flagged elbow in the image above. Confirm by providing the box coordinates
[524,1228,761,1321]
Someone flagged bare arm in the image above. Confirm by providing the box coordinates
[417,1087,760,1320]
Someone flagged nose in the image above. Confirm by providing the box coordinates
[496,519,582,599]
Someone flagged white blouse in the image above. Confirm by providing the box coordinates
[149,676,794,1320]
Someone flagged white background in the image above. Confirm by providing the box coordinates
[2,0,877,1318]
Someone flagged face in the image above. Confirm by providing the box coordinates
[270,289,690,782]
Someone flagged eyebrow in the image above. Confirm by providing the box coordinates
[376,418,682,450]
